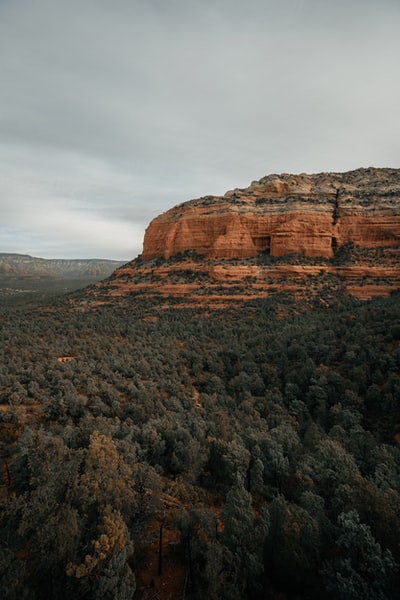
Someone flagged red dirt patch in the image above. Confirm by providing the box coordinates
[135,520,187,600]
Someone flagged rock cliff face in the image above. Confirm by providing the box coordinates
[87,168,400,307]
[142,168,400,261]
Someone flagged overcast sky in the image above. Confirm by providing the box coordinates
[1,0,399,259]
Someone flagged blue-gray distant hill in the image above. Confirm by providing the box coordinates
[0,253,127,298]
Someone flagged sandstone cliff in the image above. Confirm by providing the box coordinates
[142,168,400,261]
[88,168,400,307]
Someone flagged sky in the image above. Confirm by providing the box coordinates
[1,0,399,260]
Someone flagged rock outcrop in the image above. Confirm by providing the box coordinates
[87,168,400,307]
[142,168,400,261]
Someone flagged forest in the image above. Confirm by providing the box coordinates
[0,287,399,599]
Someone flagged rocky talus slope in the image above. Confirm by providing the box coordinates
[88,168,400,306]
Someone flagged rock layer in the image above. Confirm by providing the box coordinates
[85,168,400,307]
[142,168,400,261]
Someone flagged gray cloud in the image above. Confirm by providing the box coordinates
[1,0,399,258]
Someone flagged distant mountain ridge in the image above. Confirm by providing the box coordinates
[0,253,128,298]
[0,253,127,279]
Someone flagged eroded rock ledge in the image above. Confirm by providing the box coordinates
[87,168,400,306]
[142,167,400,261]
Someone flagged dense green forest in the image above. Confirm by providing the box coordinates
[0,290,399,599]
